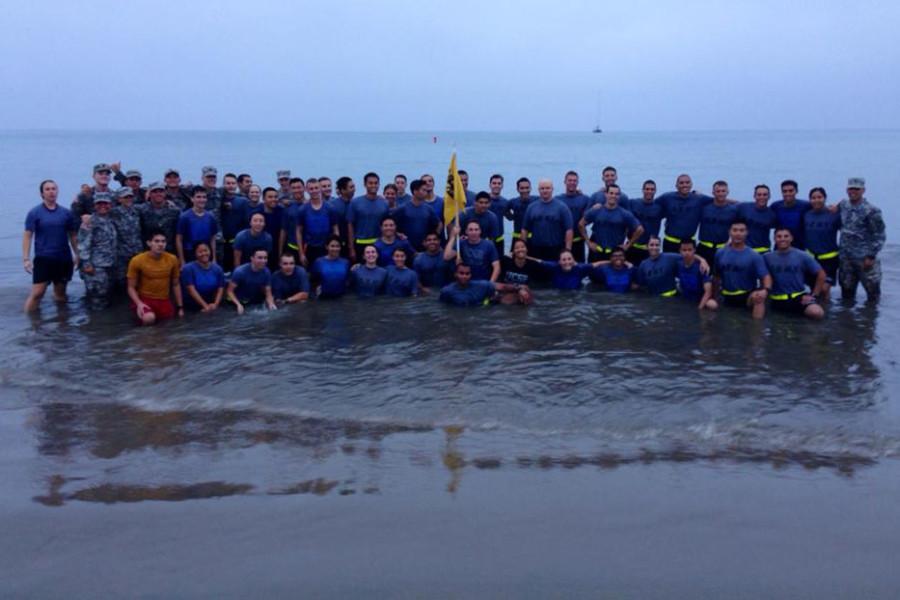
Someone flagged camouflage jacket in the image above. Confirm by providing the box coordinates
[77,214,118,268]
[839,198,886,259]
[111,204,144,259]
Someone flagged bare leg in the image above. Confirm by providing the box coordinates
[24,282,49,312]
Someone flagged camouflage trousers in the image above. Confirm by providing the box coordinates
[81,266,116,309]
[839,255,881,301]
[115,256,133,290]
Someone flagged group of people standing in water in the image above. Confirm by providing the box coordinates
[22,161,885,324]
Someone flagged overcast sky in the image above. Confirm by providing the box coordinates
[2,0,898,131]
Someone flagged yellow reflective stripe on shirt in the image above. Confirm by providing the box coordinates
[663,234,682,244]
[287,242,299,250]
[810,250,838,260]
[494,235,504,242]
[355,237,377,244]
[699,240,726,249]
[573,236,584,242]
[660,289,678,297]
[721,289,749,296]
[753,246,769,253]
[770,291,805,301]
[632,242,647,250]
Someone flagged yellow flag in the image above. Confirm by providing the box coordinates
[443,153,467,226]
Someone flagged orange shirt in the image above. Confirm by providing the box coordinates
[127,251,179,299]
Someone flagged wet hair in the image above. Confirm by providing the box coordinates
[490,173,504,183]
[754,184,770,194]
[194,242,211,253]
[455,262,471,272]
[249,212,265,224]
[39,179,56,195]
[192,185,207,197]
[280,253,296,262]
[465,220,482,233]
[809,186,827,199]
[713,180,728,188]
[380,215,397,226]
[392,247,409,259]
[424,231,440,241]
[602,166,617,175]
[558,249,574,260]
[394,174,407,182]
[145,227,166,242]
[251,248,268,258]
[781,179,798,190]
[565,170,579,179]
[363,171,380,184]
[648,235,661,244]
[224,172,237,180]
[511,238,528,250]
[289,177,304,185]
[611,246,626,256]
[516,177,531,186]
[383,183,398,194]
[336,176,352,192]
[318,176,331,183]
[679,239,696,249]
[410,179,425,194]
[774,227,793,236]
[475,191,491,202]
[642,179,657,187]
[458,170,468,177]
[731,218,748,228]
[263,186,278,197]
[606,184,620,192]
[325,234,342,246]
[237,174,252,185]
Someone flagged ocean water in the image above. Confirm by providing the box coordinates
[2,130,899,597]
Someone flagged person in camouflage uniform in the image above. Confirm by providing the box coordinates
[839,177,886,303]
[111,187,144,289]
[163,168,194,210]
[71,163,115,219]
[138,182,180,254]
[276,170,293,205]
[112,163,147,204]
[201,166,225,261]
[78,192,118,309]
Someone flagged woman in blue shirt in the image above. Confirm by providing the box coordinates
[180,242,225,312]
[311,235,351,299]
[351,245,388,297]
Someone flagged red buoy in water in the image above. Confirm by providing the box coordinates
[433,136,437,144]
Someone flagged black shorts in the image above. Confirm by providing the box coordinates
[625,246,648,267]
[722,291,750,308]
[771,295,813,314]
[33,256,74,285]
[663,238,693,254]
[695,244,722,272]
[528,245,563,261]
[810,255,838,285]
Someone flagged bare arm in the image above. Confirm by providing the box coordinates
[172,280,184,317]
[812,268,826,297]
[564,228,573,251]
[490,260,500,283]
[175,234,185,265]
[625,225,644,249]
[226,281,243,314]
[22,230,33,273]
[443,226,460,261]
[264,286,277,310]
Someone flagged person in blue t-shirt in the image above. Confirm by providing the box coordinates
[312,236,351,299]
[803,187,841,299]
[736,185,777,253]
[226,248,276,314]
[180,242,225,312]
[295,179,339,268]
[374,216,415,267]
[440,263,531,306]
[350,245,387,297]
[414,232,451,293]
[677,239,717,310]
[460,192,501,251]
[271,253,311,305]
[233,213,273,267]
[627,180,664,267]
[635,237,683,297]
[764,228,826,320]
[590,247,634,293]
[536,249,595,290]
[393,179,441,251]
[521,179,574,261]
[580,184,643,262]
[555,171,593,262]
[770,180,812,250]
[23,179,80,311]
[385,248,419,297]
[714,220,772,319]
[658,174,714,252]
[347,172,389,262]
[444,222,500,282]
[176,186,218,265]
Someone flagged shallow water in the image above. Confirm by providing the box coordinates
[3,130,900,597]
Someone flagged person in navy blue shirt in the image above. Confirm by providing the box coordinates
[295,179,339,268]
[487,174,510,256]
[440,263,497,307]
[764,228,826,320]
[233,213,273,267]
[771,180,812,250]
[176,187,217,265]
[312,236,351,299]
[271,253,311,305]
[180,242,225,312]
[227,248,276,314]
[521,179,574,261]
[373,216,415,267]
[393,179,440,251]
[444,221,500,282]
[555,171,592,262]
[509,178,539,247]
[714,220,772,319]
[414,232,450,293]
[580,184,644,262]
[385,248,419,297]
[677,239,718,310]
[460,192,501,252]
[658,174,713,253]
[260,187,285,267]
[803,187,841,299]
[351,245,388,297]
[627,180,663,268]
[537,249,595,290]
[590,247,634,293]
[23,179,80,311]
[737,184,777,253]
[347,172,389,263]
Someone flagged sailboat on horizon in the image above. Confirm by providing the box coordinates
[592,91,603,133]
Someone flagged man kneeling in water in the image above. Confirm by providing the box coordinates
[440,262,530,306]
[763,228,825,320]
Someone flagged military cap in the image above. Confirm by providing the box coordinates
[124,169,142,179]
[117,187,135,199]
[149,181,166,191]
[93,192,113,203]
[164,168,180,177]
[847,177,866,189]
[202,166,218,177]
[93,163,112,174]
[277,170,291,180]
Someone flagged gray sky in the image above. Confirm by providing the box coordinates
[2,0,898,131]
